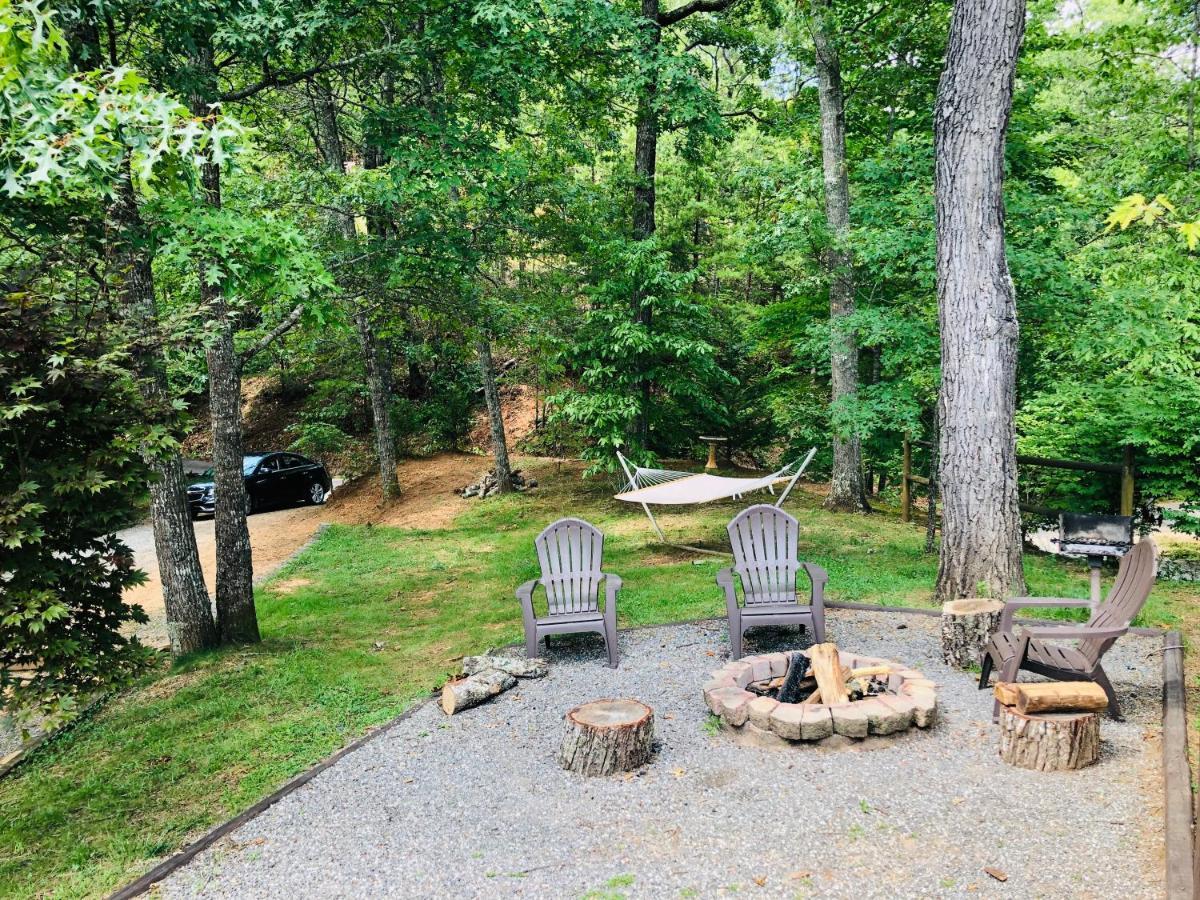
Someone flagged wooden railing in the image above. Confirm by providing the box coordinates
[900,437,1135,523]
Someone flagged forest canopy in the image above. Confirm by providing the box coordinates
[2,0,1199,713]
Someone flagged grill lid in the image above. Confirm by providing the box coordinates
[1056,512,1133,555]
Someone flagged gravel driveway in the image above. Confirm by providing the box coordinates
[161,610,1165,899]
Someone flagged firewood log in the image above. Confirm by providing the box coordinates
[461,655,547,678]
[808,643,849,705]
[440,669,516,715]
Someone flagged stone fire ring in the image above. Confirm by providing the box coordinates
[703,650,938,742]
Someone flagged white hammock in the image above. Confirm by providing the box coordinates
[614,447,818,553]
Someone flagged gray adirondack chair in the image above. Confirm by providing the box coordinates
[716,504,828,659]
[980,537,1158,720]
[516,518,621,667]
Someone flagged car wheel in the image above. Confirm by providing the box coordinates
[244,491,257,516]
[307,481,327,505]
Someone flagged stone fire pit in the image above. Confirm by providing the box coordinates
[703,649,937,743]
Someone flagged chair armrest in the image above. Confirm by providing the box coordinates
[801,562,828,612]
[1000,597,1093,631]
[601,572,623,592]
[1019,625,1128,641]
[716,567,739,618]
[515,579,540,607]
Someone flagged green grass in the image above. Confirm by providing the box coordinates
[0,457,1193,898]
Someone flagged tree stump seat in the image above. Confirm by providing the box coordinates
[558,699,654,776]
[941,598,1004,669]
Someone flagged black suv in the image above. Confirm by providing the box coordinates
[188,453,332,519]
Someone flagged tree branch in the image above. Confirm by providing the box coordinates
[658,0,737,27]
[238,304,304,366]
[217,48,394,104]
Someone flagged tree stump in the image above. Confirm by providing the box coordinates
[940,598,1004,668]
[558,699,654,776]
[997,705,1100,771]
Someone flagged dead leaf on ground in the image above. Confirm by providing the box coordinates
[789,871,812,881]
[672,767,686,778]
[752,875,767,887]
[984,867,1008,882]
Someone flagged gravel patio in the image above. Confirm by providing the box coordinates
[161,609,1165,898]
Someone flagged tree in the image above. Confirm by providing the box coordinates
[0,279,155,731]
[933,0,1027,601]
[3,0,227,656]
[810,0,869,511]
[628,0,738,447]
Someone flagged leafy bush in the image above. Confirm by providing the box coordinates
[0,297,155,731]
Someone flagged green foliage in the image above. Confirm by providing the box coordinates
[0,296,154,730]
[0,0,241,197]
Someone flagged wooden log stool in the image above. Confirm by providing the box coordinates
[994,681,1106,771]
[558,699,654,776]
[940,598,1004,668]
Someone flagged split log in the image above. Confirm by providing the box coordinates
[993,681,1108,716]
[940,598,1004,668]
[993,681,1020,707]
[558,699,654,776]
[808,643,849,705]
[461,655,548,678]
[997,705,1099,771]
[440,669,516,715]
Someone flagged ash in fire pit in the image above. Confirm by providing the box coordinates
[704,643,937,744]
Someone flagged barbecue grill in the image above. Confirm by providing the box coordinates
[1054,512,1134,605]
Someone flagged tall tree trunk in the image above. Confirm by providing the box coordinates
[355,309,401,499]
[190,43,259,644]
[311,78,401,499]
[933,0,1027,601]
[108,163,219,655]
[630,0,661,448]
[477,338,514,493]
[811,0,869,513]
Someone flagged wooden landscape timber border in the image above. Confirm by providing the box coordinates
[102,605,1193,899]
[900,437,1136,524]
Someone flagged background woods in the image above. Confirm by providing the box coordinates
[4,0,1200,726]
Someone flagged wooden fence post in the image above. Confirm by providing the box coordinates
[1120,445,1135,517]
[901,436,912,523]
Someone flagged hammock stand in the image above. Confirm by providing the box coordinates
[614,447,818,556]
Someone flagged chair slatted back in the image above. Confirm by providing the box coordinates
[1080,538,1158,664]
[727,504,800,605]
[535,517,604,616]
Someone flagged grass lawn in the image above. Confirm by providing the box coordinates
[0,456,1193,898]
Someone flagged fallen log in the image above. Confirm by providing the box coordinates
[440,669,516,715]
[461,655,547,678]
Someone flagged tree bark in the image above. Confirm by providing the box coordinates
[107,164,219,655]
[310,77,403,501]
[558,699,655,776]
[811,0,869,513]
[997,706,1099,771]
[932,0,1027,602]
[477,338,514,493]
[939,598,1003,668]
[190,42,259,644]
[355,309,402,499]
[440,669,517,715]
[630,0,661,448]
